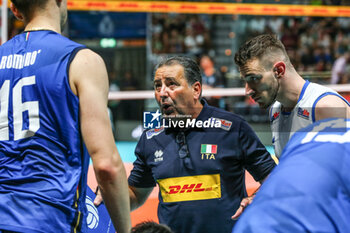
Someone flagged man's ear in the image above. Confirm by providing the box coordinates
[10,3,24,21]
[273,62,286,79]
[192,81,202,100]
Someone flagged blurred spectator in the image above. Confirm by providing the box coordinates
[341,65,350,84]
[248,16,266,35]
[267,16,283,37]
[161,32,170,53]
[316,29,332,49]
[151,13,211,55]
[152,32,164,54]
[331,51,350,84]
[119,71,141,120]
[200,55,224,87]
[341,78,350,106]
[337,17,350,29]
[168,29,184,53]
[199,55,225,107]
[323,0,342,4]
[299,27,316,48]
[152,17,163,35]
[190,15,206,35]
[184,27,204,55]
[299,46,315,71]
[108,70,120,122]
[334,29,350,57]
[314,46,332,71]
[280,26,298,51]
[120,71,139,91]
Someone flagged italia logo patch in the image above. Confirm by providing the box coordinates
[201,144,217,160]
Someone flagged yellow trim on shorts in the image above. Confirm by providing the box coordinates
[73,189,81,233]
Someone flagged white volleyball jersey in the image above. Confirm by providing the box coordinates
[270,81,350,158]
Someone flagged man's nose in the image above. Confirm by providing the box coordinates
[159,85,168,97]
[245,83,255,96]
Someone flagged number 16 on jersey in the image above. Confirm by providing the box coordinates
[0,75,40,141]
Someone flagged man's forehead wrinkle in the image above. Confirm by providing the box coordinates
[154,74,180,86]
[155,76,176,81]
[156,66,182,77]
[155,69,174,79]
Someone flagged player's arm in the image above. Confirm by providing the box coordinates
[69,49,131,233]
[129,186,153,211]
[315,95,350,121]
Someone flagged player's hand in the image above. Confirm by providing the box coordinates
[231,195,255,220]
[93,186,104,206]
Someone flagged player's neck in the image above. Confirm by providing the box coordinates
[279,74,306,110]
[25,16,61,34]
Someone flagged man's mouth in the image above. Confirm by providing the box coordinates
[162,103,171,110]
[161,103,174,114]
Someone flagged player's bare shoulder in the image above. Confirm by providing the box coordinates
[315,95,350,121]
[69,49,108,95]
[73,49,105,68]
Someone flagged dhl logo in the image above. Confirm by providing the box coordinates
[166,183,212,194]
[158,174,221,202]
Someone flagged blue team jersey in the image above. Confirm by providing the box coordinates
[0,30,89,233]
[233,118,350,233]
[129,100,276,233]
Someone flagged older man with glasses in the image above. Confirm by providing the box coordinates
[125,56,276,233]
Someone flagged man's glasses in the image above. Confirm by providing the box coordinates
[175,131,194,170]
